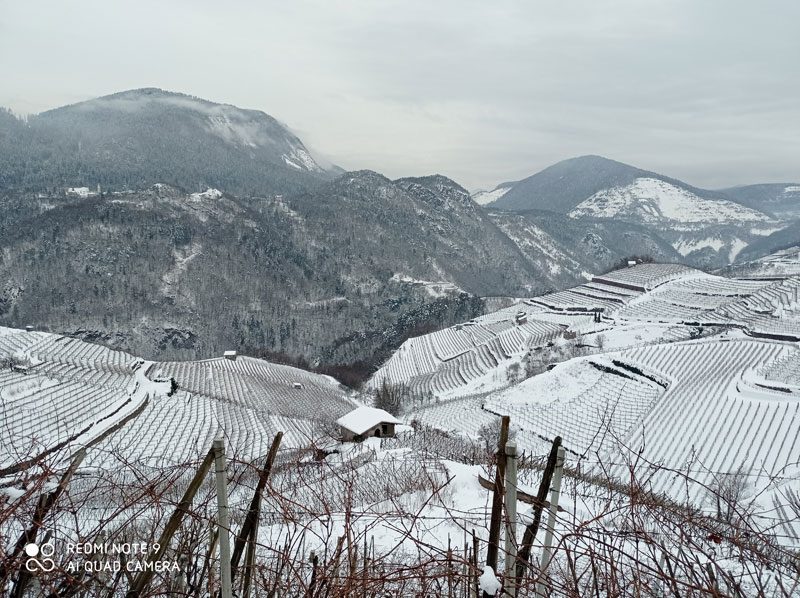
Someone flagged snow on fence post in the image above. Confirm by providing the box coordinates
[535,444,565,598]
[213,437,233,598]
[504,440,518,597]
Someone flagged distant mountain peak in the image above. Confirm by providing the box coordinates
[107,87,180,98]
[2,88,332,194]
[487,155,747,214]
[395,175,475,208]
[569,177,772,224]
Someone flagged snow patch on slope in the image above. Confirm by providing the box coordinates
[391,273,463,298]
[728,238,748,262]
[472,185,512,206]
[569,178,771,224]
[190,188,222,201]
[674,237,726,256]
[282,146,322,172]
[491,217,584,280]
[161,242,203,297]
[288,145,320,171]
[750,225,784,236]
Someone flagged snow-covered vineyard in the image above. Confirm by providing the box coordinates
[724,245,800,279]
[2,255,800,597]
[375,259,800,546]
[0,329,355,473]
[370,261,799,401]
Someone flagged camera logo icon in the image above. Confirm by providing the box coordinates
[24,542,56,572]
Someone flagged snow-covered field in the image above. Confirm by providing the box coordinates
[728,245,800,279]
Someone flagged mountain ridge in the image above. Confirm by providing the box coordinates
[485,155,755,213]
[475,155,793,268]
[0,87,333,195]
[1,90,798,365]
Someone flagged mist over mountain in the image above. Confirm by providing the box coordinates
[735,220,800,263]
[721,183,800,219]
[0,88,332,195]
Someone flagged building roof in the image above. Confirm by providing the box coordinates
[336,407,401,436]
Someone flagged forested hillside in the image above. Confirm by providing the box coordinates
[0,89,330,195]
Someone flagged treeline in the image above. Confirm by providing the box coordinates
[0,187,487,369]
[244,293,485,389]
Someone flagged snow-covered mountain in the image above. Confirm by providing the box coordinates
[485,155,751,214]
[480,156,794,269]
[568,177,772,224]
[0,88,332,195]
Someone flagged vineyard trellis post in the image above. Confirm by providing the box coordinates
[485,414,510,596]
[463,529,469,598]
[127,446,216,598]
[472,530,479,598]
[230,432,282,585]
[515,435,562,584]
[535,444,565,598]
[241,507,258,598]
[504,440,518,598]
[213,437,233,598]
[659,542,682,598]
[705,562,720,597]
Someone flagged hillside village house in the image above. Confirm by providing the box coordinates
[336,407,401,442]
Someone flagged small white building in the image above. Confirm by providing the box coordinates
[223,350,237,361]
[336,407,401,442]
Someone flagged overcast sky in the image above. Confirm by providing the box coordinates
[1,0,798,191]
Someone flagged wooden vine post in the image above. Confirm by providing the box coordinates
[484,415,510,598]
